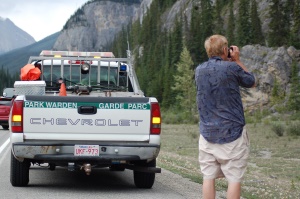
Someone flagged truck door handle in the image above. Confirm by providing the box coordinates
[78,106,97,115]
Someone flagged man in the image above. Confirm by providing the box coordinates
[195,35,255,199]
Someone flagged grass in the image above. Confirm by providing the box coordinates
[157,123,300,199]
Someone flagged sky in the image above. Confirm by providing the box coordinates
[0,0,90,42]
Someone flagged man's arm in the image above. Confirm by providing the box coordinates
[230,46,256,87]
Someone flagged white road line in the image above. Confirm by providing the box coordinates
[0,139,10,165]
[0,138,10,155]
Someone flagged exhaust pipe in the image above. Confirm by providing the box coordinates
[82,163,92,175]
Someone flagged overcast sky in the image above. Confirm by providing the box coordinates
[0,0,90,41]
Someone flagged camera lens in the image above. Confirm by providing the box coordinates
[227,47,233,58]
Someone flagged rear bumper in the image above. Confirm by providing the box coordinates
[12,142,160,163]
[33,154,140,162]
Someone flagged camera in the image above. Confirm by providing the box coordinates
[227,47,233,58]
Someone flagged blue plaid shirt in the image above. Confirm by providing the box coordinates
[195,56,255,144]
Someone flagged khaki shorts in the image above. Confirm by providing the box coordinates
[198,128,250,183]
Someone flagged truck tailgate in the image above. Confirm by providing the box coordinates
[22,96,152,142]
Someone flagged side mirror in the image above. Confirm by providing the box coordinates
[81,63,90,74]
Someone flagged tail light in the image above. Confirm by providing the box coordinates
[150,102,161,134]
[11,100,23,133]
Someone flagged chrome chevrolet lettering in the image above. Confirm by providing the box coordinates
[30,118,143,126]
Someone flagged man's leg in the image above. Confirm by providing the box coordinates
[227,182,241,199]
[202,179,215,199]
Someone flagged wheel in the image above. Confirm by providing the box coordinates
[2,125,9,130]
[10,151,30,187]
[133,159,156,189]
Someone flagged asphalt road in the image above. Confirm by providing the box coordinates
[0,128,204,199]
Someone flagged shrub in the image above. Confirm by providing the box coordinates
[161,108,199,124]
[162,109,198,124]
[286,122,300,136]
[271,122,285,136]
[290,111,300,120]
[161,110,182,124]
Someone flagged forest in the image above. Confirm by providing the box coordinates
[0,67,18,94]
[110,0,300,122]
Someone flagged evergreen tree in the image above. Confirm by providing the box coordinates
[226,0,235,45]
[290,0,300,48]
[250,0,265,45]
[236,0,251,46]
[146,38,164,102]
[160,15,183,107]
[268,0,287,47]
[162,32,175,108]
[283,0,294,46]
[0,66,17,94]
[170,16,183,66]
[271,77,280,97]
[130,20,142,47]
[199,0,214,61]
[271,76,284,104]
[214,0,224,35]
[172,45,196,114]
[288,60,300,111]
[133,0,163,99]
[159,0,177,9]
[188,4,202,65]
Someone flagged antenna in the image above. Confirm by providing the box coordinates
[126,33,131,58]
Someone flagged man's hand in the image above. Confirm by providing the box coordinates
[229,45,240,62]
[229,46,249,73]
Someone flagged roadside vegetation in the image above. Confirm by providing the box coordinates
[158,111,300,199]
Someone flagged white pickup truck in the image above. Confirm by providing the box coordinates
[9,50,161,188]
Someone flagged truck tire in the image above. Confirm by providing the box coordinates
[2,125,9,130]
[10,151,30,187]
[133,159,156,189]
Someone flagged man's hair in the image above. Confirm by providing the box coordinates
[204,35,228,58]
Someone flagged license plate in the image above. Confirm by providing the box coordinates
[74,145,99,156]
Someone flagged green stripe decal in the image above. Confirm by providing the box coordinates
[24,101,150,110]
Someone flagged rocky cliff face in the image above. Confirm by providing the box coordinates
[241,45,300,110]
[0,17,35,54]
[53,1,142,52]
[132,0,153,24]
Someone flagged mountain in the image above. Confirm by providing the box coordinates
[53,0,144,51]
[0,32,59,75]
[0,17,36,54]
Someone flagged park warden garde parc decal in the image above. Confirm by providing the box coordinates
[24,101,151,110]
